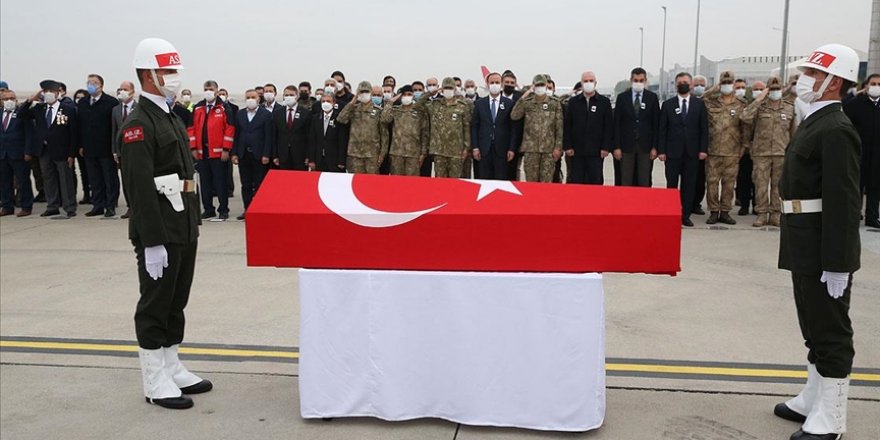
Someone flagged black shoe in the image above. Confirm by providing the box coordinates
[789,429,841,440]
[718,212,737,225]
[737,206,750,216]
[104,208,116,218]
[84,209,105,217]
[692,206,706,215]
[682,218,694,227]
[40,209,60,217]
[706,212,719,224]
[219,212,229,220]
[78,198,91,205]
[180,379,213,395]
[121,209,131,219]
[773,402,807,423]
[34,192,46,203]
[0,210,13,217]
[66,211,77,218]
[145,395,194,410]
[201,211,216,219]
[236,213,246,221]
[867,219,880,229]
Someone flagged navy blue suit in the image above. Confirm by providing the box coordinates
[0,105,34,211]
[658,95,709,219]
[471,95,517,180]
[20,100,79,214]
[233,107,273,211]
[77,94,120,211]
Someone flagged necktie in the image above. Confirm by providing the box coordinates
[2,111,11,131]
[634,93,642,117]
[91,98,97,106]
[681,98,688,119]
[491,99,497,122]
[287,108,294,129]
[122,105,129,121]
[324,115,330,135]
[45,106,53,127]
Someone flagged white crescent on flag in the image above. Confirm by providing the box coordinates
[317,173,446,228]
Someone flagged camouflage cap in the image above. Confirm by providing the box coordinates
[441,77,456,89]
[357,81,372,93]
[766,76,783,89]
[719,71,735,83]
[532,74,549,85]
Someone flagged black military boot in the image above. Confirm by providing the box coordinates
[706,212,719,224]
[719,212,737,225]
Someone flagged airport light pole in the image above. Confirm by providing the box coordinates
[693,0,701,76]
[661,6,668,98]
[640,27,645,68]
[779,0,791,82]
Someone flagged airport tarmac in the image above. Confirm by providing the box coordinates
[1,167,878,439]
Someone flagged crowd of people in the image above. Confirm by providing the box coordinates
[0,67,877,227]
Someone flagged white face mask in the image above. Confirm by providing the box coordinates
[283,95,297,107]
[720,84,734,95]
[117,90,131,101]
[264,92,275,102]
[751,89,764,96]
[3,100,16,111]
[442,89,455,99]
[383,92,393,101]
[401,95,414,106]
[427,85,438,93]
[488,83,502,95]
[154,71,181,98]
[204,90,216,102]
[631,82,645,93]
[768,90,783,101]
[358,92,371,103]
[43,92,57,104]
[534,86,547,96]
[181,94,192,103]
[324,86,335,95]
[245,98,258,110]
[796,74,832,104]
[465,87,475,96]
[693,85,706,96]
[321,101,333,112]
[547,89,554,96]
[868,85,880,98]
[218,95,228,102]
[335,82,345,92]
[734,88,746,97]
[582,81,596,94]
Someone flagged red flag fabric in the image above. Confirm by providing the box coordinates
[245,171,682,274]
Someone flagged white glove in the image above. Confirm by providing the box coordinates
[144,245,169,281]
[820,271,849,299]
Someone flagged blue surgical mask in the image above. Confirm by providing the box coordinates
[414,91,423,100]
[86,83,98,95]
[371,96,383,106]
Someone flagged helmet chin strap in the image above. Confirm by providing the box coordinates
[815,73,835,99]
[149,69,163,95]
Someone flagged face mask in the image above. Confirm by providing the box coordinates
[335,82,344,92]
[264,92,275,102]
[43,92,57,104]
[734,88,746,98]
[87,83,98,95]
[154,71,181,98]
[300,92,310,100]
[796,74,830,104]
[632,82,645,93]
[383,92,393,102]
[245,98,258,110]
[768,90,783,101]
[118,90,131,101]
[693,85,705,96]
[413,91,423,100]
[283,95,297,107]
[720,84,734,95]
[677,83,692,95]
[752,89,764,97]
[488,84,502,95]
[503,85,515,95]
[534,86,547,96]
[204,91,216,102]
[582,82,596,93]
[324,86,335,95]
[3,100,16,111]
[371,96,383,106]
[442,89,455,99]
[358,92,371,103]
[454,87,463,97]
[321,101,333,112]
[868,85,880,98]
[181,94,192,103]
[427,85,438,93]
[465,87,475,96]
[547,89,555,96]
[401,95,414,106]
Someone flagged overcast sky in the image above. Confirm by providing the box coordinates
[0,0,872,95]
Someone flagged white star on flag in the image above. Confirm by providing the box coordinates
[461,179,523,201]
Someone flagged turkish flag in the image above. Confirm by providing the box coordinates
[245,171,681,274]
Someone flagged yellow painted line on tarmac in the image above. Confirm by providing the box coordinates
[604,363,880,382]
[0,340,299,360]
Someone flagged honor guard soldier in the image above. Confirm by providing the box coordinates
[775,44,862,440]
[121,38,212,410]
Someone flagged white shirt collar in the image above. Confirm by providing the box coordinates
[806,100,838,120]
[90,93,103,102]
[141,91,170,114]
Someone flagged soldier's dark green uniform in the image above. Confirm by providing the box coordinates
[119,96,201,350]
[778,102,861,379]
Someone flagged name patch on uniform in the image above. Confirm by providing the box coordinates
[123,127,144,144]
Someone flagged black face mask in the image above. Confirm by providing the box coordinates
[503,85,515,95]
[677,83,691,95]
[299,92,310,100]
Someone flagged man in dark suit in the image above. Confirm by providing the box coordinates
[843,73,880,228]
[308,93,348,173]
[471,72,517,180]
[19,80,79,218]
[77,74,120,217]
[564,71,614,184]
[658,72,709,226]
[0,89,34,216]
[232,89,274,220]
[273,85,312,171]
[112,81,137,219]
[613,67,660,187]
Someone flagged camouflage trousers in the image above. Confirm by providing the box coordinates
[433,156,463,178]
[390,155,420,177]
[752,156,784,215]
[461,155,474,178]
[522,152,556,183]
[347,157,380,174]
[706,155,739,212]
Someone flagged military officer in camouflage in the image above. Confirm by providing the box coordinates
[380,85,427,176]
[704,71,748,225]
[416,77,471,178]
[121,38,212,411]
[511,74,563,183]
[337,81,388,174]
[740,76,796,227]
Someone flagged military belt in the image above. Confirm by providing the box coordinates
[781,199,822,214]
[182,179,197,193]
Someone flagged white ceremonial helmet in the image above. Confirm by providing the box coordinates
[797,43,859,82]
[133,38,184,70]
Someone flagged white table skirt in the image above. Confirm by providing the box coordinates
[298,269,606,432]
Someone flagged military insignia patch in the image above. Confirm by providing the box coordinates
[123,127,145,144]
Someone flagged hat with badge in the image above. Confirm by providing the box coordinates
[357,81,372,93]
[441,77,456,89]
[532,74,549,86]
[39,79,60,91]
[719,71,735,84]
[766,76,782,89]
[399,85,413,94]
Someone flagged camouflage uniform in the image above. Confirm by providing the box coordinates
[510,74,563,183]
[740,79,796,226]
[337,81,388,174]
[380,102,428,176]
[705,72,748,213]
[416,78,471,178]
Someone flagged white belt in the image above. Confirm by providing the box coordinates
[781,199,822,214]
